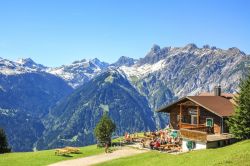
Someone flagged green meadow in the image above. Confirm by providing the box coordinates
[97,140,250,166]
[0,140,249,166]
[0,145,103,166]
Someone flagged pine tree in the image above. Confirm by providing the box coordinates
[94,113,116,146]
[228,71,250,139]
[0,128,11,153]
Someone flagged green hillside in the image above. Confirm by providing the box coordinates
[0,145,103,166]
[97,140,250,166]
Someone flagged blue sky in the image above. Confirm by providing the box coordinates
[0,0,249,67]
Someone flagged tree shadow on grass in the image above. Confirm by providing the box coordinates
[58,154,73,157]
[71,152,83,154]
[58,152,83,157]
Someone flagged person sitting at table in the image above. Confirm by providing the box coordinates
[155,130,160,136]
[160,131,164,139]
[161,138,167,145]
[145,139,151,148]
[171,137,175,144]
[164,130,169,138]
[149,139,155,149]
[167,136,172,144]
[174,137,181,145]
[160,132,165,144]
[153,139,161,150]
[139,139,145,148]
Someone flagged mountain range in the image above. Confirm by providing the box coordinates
[36,70,156,149]
[0,43,249,151]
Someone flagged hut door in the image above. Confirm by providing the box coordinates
[206,118,214,127]
[191,115,197,124]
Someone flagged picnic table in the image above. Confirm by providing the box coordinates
[55,146,80,155]
[159,144,179,151]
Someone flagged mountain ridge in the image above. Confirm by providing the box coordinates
[0,43,250,151]
[36,69,156,149]
[1,43,248,89]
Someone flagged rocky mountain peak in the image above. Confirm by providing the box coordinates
[46,58,109,88]
[16,58,35,64]
[112,56,136,67]
[90,58,109,69]
[72,59,87,64]
[137,44,169,65]
[98,68,128,85]
[90,58,100,63]
[183,43,198,50]
[16,58,46,70]
[203,44,210,49]
[150,44,161,53]
[228,47,245,55]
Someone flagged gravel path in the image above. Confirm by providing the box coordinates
[49,147,147,166]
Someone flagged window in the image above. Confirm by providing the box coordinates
[177,115,180,122]
[186,141,196,150]
[206,118,214,127]
[191,115,197,124]
[188,108,197,115]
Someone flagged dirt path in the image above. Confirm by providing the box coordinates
[49,147,147,166]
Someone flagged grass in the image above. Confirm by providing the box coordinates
[96,140,250,166]
[0,145,104,166]
[1,139,249,166]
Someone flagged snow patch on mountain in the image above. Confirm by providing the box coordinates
[0,44,249,92]
[120,59,166,77]
[46,58,109,88]
[0,108,17,117]
[0,58,38,75]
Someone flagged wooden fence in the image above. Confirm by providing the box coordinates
[180,128,207,142]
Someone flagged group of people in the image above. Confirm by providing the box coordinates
[140,138,161,150]
[136,129,181,150]
[124,132,141,143]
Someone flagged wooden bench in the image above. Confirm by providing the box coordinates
[55,149,71,155]
[159,144,180,152]
[64,146,80,153]
[55,146,80,155]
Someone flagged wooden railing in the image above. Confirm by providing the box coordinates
[188,126,208,132]
[180,128,207,142]
[180,123,214,134]
[181,123,204,129]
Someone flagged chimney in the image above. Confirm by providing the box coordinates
[214,85,221,96]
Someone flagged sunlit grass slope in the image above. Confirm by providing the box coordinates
[0,145,103,166]
[97,140,250,166]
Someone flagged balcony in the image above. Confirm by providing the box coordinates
[179,123,214,142]
[180,128,207,142]
[181,123,214,134]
